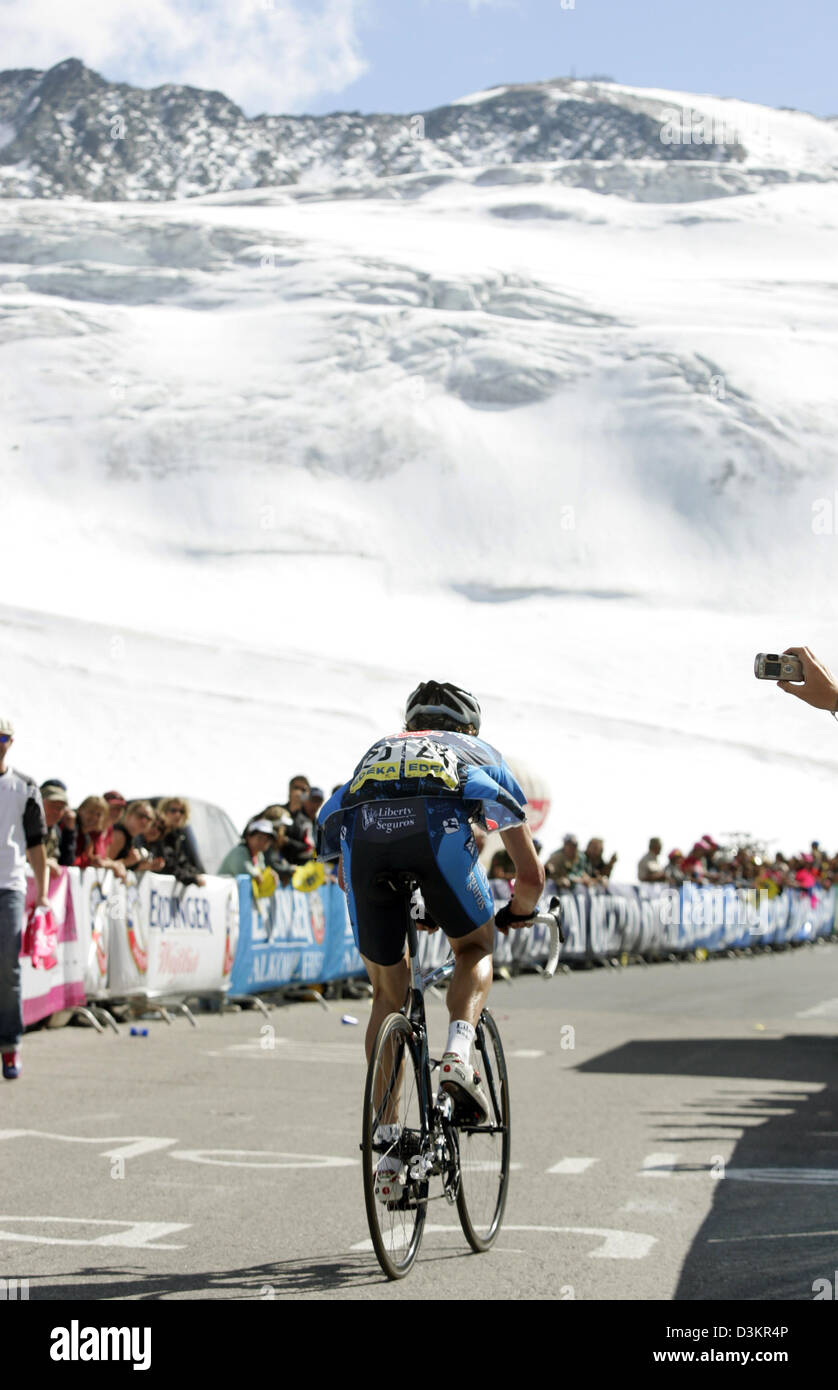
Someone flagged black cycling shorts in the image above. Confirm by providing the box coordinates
[341,798,495,967]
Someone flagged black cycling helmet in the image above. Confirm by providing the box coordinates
[404,680,482,734]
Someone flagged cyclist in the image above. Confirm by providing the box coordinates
[317,681,545,1192]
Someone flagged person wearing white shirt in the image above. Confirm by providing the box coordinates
[637,837,666,883]
[0,718,49,1080]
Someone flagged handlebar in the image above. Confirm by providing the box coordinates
[421,895,565,987]
[530,895,565,980]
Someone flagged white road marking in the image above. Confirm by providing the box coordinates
[170,1148,356,1169]
[722,1167,838,1184]
[709,1228,838,1244]
[796,998,838,1018]
[547,1158,598,1174]
[621,1199,680,1214]
[0,1217,189,1249]
[350,1224,655,1259]
[462,1161,523,1171]
[509,1049,545,1058]
[633,1159,838,1183]
[205,1038,362,1063]
[0,1129,176,1162]
[640,1152,678,1177]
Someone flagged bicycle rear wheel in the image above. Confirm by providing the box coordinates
[455,1008,510,1252]
[362,1012,428,1279]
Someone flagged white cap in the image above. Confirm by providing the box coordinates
[0,717,14,736]
[246,819,276,836]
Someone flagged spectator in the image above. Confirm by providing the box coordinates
[134,812,167,873]
[109,801,157,871]
[103,790,126,827]
[302,787,325,823]
[665,849,686,886]
[218,820,280,894]
[583,837,617,885]
[281,776,316,865]
[101,791,126,855]
[545,835,588,890]
[488,849,516,881]
[41,780,76,873]
[255,804,294,861]
[157,797,206,887]
[0,717,48,1080]
[777,647,838,712]
[680,843,707,882]
[74,796,128,879]
[638,837,666,882]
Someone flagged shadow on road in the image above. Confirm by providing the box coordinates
[578,1034,838,1300]
[27,1254,387,1300]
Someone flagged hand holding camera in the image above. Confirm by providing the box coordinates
[755,647,838,713]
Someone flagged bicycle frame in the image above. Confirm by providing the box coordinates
[401,901,455,1168]
[362,885,561,1275]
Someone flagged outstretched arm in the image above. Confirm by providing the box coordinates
[778,647,838,713]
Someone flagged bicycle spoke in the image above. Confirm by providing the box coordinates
[362,1013,428,1279]
[455,1009,510,1251]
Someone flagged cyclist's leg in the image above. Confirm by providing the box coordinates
[362,951,409,1066]
[341,812,411,1064]
[419,805,496,1030]
[446,916,494,1029]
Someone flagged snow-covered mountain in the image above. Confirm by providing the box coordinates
[2,65,838,871]
[2,59,837,201]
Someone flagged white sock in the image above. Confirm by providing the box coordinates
[446,1019,475,1066]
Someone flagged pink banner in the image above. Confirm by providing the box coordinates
[22,870,86,1026]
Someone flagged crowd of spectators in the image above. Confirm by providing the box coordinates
[40,783,206,887]
[33,765,838,906]
[634,833,838,896]
[218,777,329,897]
[535,831,837,899]
[543,834,618,890]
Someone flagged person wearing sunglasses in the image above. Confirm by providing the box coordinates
[281,776,317,866]
[109,801,159,871]
[0,718,49,1080]
[157,797,206,887]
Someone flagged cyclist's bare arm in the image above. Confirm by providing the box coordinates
[500,821,545,916]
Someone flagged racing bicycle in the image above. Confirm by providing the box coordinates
[361,875,563,1280]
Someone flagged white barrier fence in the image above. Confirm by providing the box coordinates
[22,870,836,1026]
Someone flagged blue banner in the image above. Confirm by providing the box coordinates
[229,878,364,995]
[228,875,836,991]
[527,881,837,965]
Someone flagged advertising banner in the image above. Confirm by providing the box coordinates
[73,867,122,998]
[230,878,363,995]
[107,872,238,999]
[21,869,85,1025]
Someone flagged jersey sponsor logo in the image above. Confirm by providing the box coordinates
[443,817,460,835]
[350,759,400,794]
[466,869,489,911]
[362,803,418,836]
[405,758,458,789]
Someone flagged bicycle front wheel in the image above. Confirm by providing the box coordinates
[455,1008,510,1252]
[362,1012,428,1280]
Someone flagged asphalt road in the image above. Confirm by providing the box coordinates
[3,940,838,1302]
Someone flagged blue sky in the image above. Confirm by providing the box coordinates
[331,0,838,119]
[2,0,836,119]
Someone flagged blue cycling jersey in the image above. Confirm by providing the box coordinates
[317,729,527,859]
